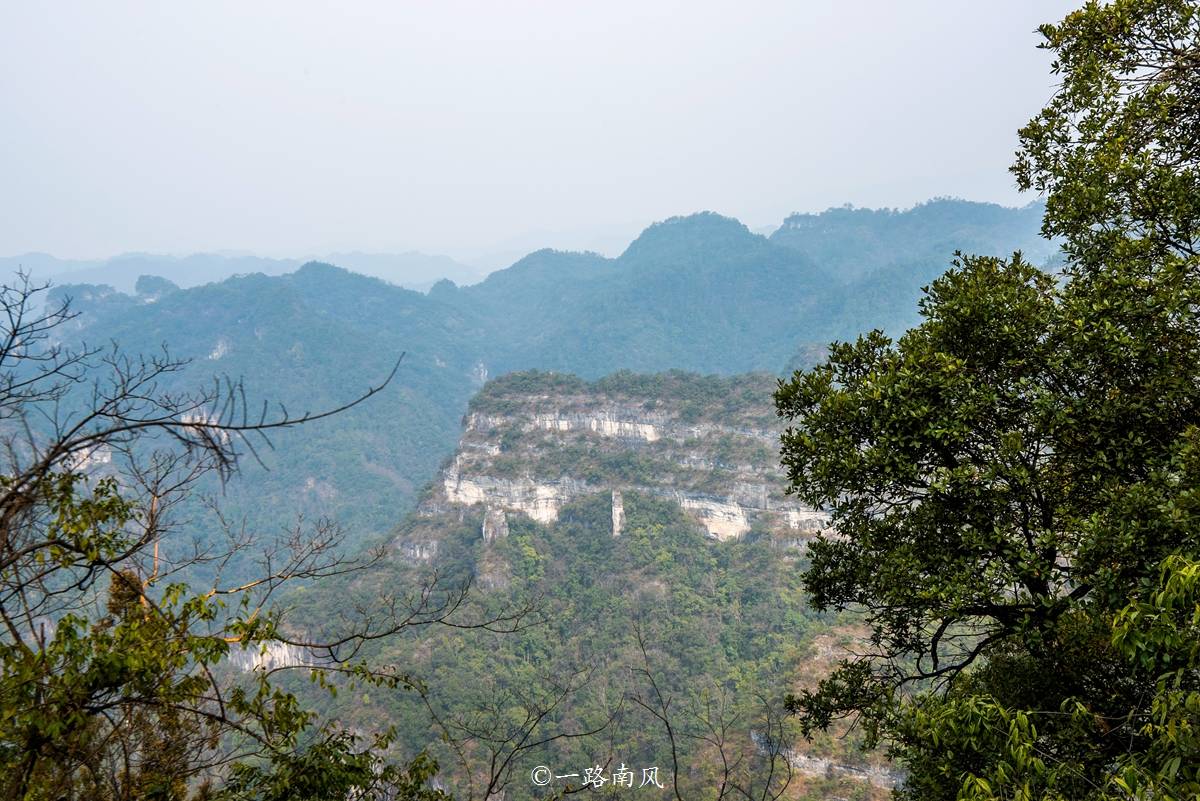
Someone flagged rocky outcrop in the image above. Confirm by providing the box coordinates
[678,496,751,541]
[528,411,663,442]
[439,458,822,542]
[442,463,588,524]
[466,409,778,448]
[402,372,830,552]
[786,751,905,790]
[750,732,904,791]
[64,444,113,472]
[398,539,439,563]
[482,506,509,542]
[228,641,313,672]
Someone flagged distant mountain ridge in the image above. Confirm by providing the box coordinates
[771,197,1052,282]
[35,198,1054,551]
[0,249,484,294]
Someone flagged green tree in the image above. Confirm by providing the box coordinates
[1012,0,1199,270]
[776,2,1200,798]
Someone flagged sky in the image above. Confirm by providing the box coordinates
[0,1,1078,263]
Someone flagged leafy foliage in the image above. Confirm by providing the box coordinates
[1012,0,1200,271]
[777,2,1200,798]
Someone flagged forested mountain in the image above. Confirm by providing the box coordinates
[446,213,832,375]
[291,370,898,800]
[44,199,1051,550]
[770,198,1053,282]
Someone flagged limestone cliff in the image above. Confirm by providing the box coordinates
[397,370,827,562]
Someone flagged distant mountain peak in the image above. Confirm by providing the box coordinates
[134,274,179,300]
[637,211,753,238]
[295,260,347,276]
[620,212,761,262]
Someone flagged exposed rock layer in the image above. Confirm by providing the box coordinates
[403,372,829,555]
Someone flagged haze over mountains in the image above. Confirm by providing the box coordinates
[4,196,1055,796]
[36,198,1053,550]
[4,198,1051,297]
[0,249,488,294]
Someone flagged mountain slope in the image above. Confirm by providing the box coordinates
[297,370,897,800]
[51,265,482,550]
[446,212,834,376]
[770,198,1052,283]
[46,199,1053,550]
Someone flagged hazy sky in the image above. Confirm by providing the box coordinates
[1,1,1077,261]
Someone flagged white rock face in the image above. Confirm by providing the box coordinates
[482,506,509,542]
[783,507,829,532]
[678,496,751,541]
[398,540,439,563]
[752,732,904,790]
[181,409,231,444]
[400,380,831,566]
[442,466,765,541]
[229,641,311,672]
[530,412,662,442]
[467,411,775,448]
[64,444,113,472]
[437,446,826,543]
[442,464,581,524]
[785,751,904,790]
